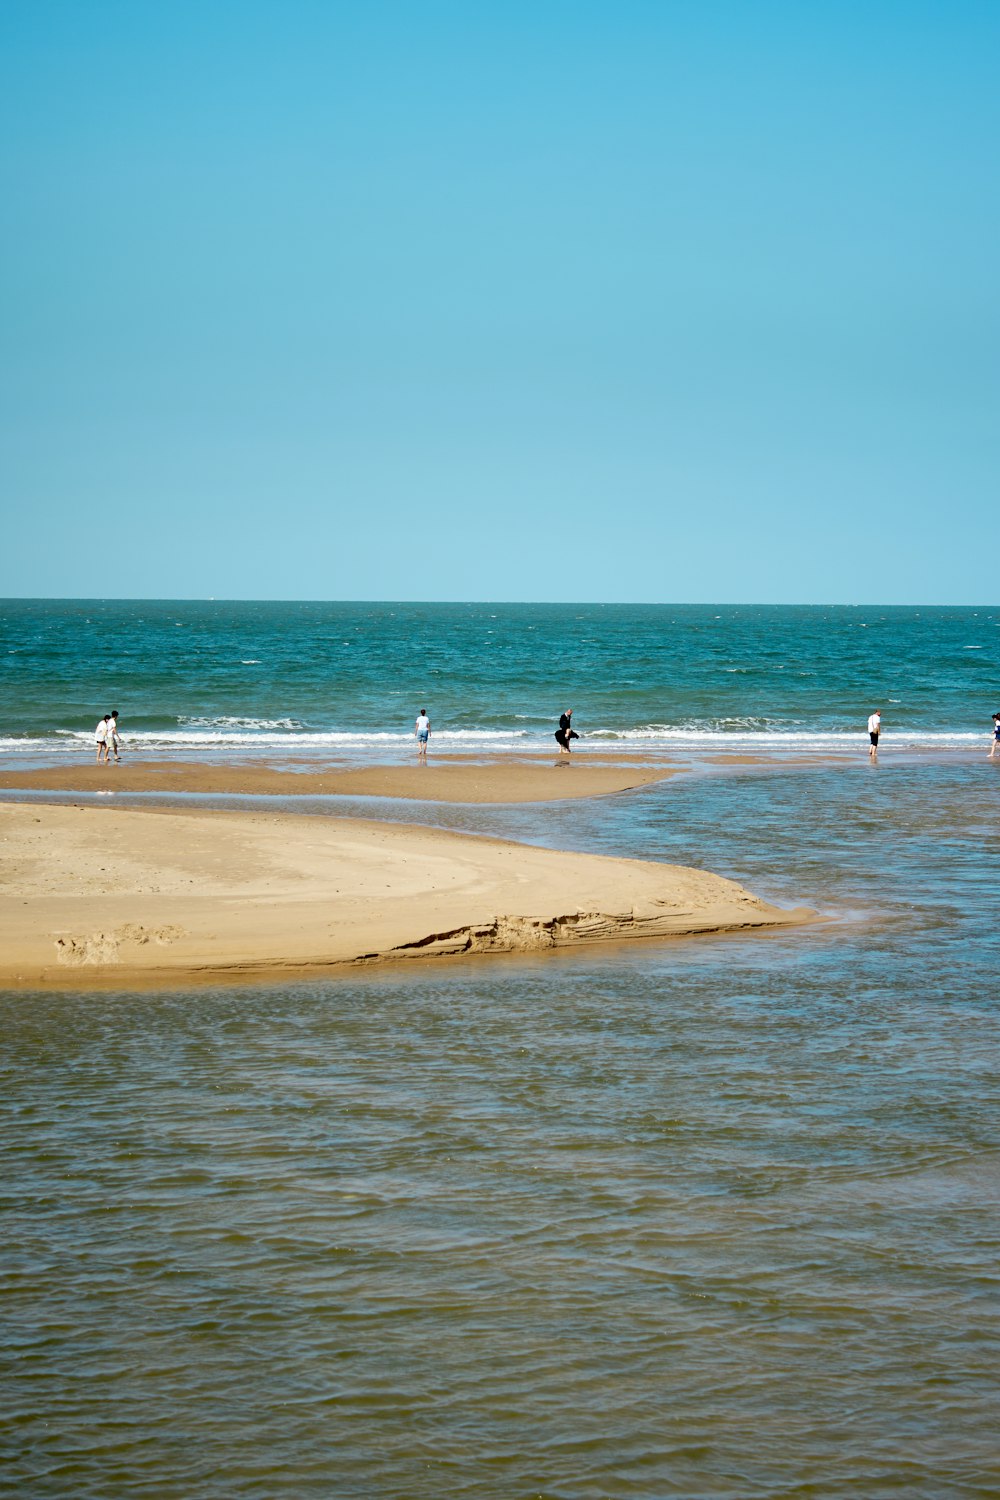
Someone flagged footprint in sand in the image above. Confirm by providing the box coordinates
[55,924,185,965]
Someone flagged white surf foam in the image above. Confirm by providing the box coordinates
[0,724,985,760]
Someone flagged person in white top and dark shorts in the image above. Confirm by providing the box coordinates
[867,709,881,760]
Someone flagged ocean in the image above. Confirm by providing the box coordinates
[1,599,998,760]
[2,601,999,1497]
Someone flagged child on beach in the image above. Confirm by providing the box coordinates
[990,713,1000,760]
[95,715,109,763]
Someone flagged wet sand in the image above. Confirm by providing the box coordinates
[0,756,674,804]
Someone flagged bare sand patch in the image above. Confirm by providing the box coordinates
[0,803,815,989]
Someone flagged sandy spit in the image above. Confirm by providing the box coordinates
[0,803,815,990]
[0,758,673,804]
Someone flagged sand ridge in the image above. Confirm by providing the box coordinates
[0,757,674,804]
[0,802,815,989]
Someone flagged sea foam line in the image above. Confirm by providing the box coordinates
[0,726,986,756]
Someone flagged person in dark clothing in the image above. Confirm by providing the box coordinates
[554,708,579,755]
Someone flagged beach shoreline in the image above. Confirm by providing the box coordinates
[0,756,678,804]
[0,742,983,804]
[0,800,816,991]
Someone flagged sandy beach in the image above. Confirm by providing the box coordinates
[0,757,674,804]
[0,799,814,988]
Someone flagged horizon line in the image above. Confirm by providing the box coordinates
[2,597,997,611]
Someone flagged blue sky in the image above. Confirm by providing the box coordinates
[1,1,997,603]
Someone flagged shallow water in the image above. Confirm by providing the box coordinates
[3,758,999,1496]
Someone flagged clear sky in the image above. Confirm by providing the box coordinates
[1,1,997,603]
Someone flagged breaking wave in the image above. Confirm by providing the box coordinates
[0,722,984,763]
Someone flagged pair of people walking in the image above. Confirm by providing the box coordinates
[95,711,121,763]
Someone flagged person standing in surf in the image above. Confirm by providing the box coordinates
[107,709,122,762]
[414,708,431,760]
[867,709,881,761]
[555,709,578,756]
[990,712,1000,760]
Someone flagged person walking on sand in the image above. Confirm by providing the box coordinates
[990,712,1000,760]
[555,708,579,756]
[107,709,121,763]
[95,714,110,763]
[867,709,881,760]
[414,708,431,759]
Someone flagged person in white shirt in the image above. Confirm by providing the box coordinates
[414,709,431,759]
[107,709,121,762]
[867,710,881,760]
[95,715,109,764]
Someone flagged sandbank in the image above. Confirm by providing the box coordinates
[0,757,673,804]
[0,803,814,989]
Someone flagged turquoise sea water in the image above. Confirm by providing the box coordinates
[2,602,1000,1496]
[2,600,999,758]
